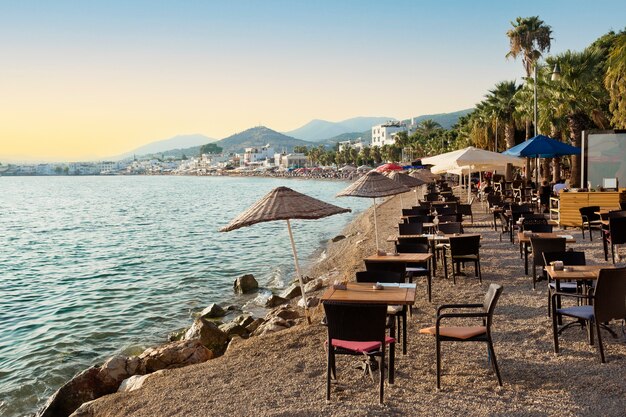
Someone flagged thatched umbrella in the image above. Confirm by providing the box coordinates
[220,186,351,323]
[410,169,438,182]
[337,171,409,252]
[387,171,427,207]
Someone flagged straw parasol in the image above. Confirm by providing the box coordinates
[387,171,427,207]
[410,169,438,182]
[337,171,409,252]
[220,186,351,323]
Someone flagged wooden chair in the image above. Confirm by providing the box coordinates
[420,283,503,389]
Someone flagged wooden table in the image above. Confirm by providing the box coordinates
[320,282,417,305]
[517,232,576,275]
[364,253,433,302]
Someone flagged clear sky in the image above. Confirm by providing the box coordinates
[1,0,625,161]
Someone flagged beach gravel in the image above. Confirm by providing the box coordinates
[72,193,626,417]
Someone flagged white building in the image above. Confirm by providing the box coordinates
[338,138,365,152]
[371,119,421,147]
[275,153,308,169]
[242,144,275,165]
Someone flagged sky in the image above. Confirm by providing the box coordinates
[1,0,625,162]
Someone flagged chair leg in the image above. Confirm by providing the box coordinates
[589,225,593,241]
[443,252,449,281]
[595,320,606,363]
[581,224,585,240]
[379,347,385,404]
[389,342,395,384]
[477,258,482,283]
[427,269,432,303]
[326,348,333,401]
[436,337,441,389]
[611,243,615,264]
[402,314,407,355]
[552,301,560,354]
[532,264,537,290]
[487,339,502,387]
[603,234,609,261]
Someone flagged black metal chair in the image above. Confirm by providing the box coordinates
[419,283,503,389]
[542,251,586,317]
[444,235,481,284]
[323,301,395,403]
[602,212,626,263]
[579,206,602,241]
[551,267,626,363]
[457,203,473,223]
[529,237,566,290]
[395,242,432,303]
[356,271,408,355]
[406,214,434,224]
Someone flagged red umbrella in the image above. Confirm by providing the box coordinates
[375,163,403,172]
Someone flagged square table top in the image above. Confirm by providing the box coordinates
[517,232,576,244]
[320,282,416,305]
[364,253,433,263]
[545,265,613,280]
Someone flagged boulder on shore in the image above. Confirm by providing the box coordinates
[264,294,288,308]
[200,303,226,319]
[184,317,229,353]
[138,339,213,374]
[233,274,258,293]
[279,283,301,299]
[219,322,249,339]
[37,355,139,417]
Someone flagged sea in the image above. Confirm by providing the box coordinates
[0,175,368,417]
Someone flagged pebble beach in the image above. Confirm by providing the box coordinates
[66,192,626,416]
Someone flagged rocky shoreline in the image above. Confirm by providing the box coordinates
[37,192,626,417]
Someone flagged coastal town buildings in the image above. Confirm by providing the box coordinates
[370,119,420,147]
[338,138,365,152]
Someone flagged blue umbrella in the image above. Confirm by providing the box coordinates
[502,134,581,158]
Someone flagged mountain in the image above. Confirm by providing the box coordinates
[318,130,372,147]
[403,109,473,129]
[213,126,311,153]
[116,134,215,159]
[284,117,393,141]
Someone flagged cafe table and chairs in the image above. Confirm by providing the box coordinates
[364,252,433,302]
[517,232,575,276]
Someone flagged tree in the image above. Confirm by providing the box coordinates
[605,32,626,128]
[544,49,609,186]
[293,145,308,154]
[199,143,223,155]
[416,119,443,138]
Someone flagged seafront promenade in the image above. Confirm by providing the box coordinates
[66,192,626,417]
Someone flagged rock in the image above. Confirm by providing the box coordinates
[304,278,323,293]
[138,339,212,374]
[252,317,290,336]
[331,234,346,242]
[200,303,226,319]
[219,322,249,339]
[233,274,258,294]
[279,283,301,299]
[117,370,164,393]
[38,355,138,417]
[233,313,255,328]
[184,317,228,353]
[297,296,319,308]
[264,294,288,308]
[265,305,300,321]
[245,318,265,333]
[226,304,241,311]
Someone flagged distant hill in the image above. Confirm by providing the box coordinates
[115,134,215,160]
[318,130,372,147]
[284,116,393,141]
[213,126,311,153]
[403,109,473,130]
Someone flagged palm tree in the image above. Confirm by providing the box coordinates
[507,16,552,179]
[544,49,610,186]
[605,32,626,128]
[416,119,443,137]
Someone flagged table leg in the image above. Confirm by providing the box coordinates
[524,242,529,275]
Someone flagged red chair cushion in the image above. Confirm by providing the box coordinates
[329,336,395,353]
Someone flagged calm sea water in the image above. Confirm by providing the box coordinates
[0,176,367,416]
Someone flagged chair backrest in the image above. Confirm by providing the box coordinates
[438,214,462,223]
[395,242,430,254]
[437,222,463,234]
[543,251,586,267]
[609,216,626,245]
[398,222,423,235]
[355,270,404,284]
[410,206,431,216]
[457,203,472,216]
[483,284,504,328]
[523,223,553,233]
[436,206,457,215]
[593,267,626,323]
[364,260,406,275]
[621,202,626,211]
[406,214,434,224]
[608,210,626,219]
[324,302,387,343]
[487,193,502,208]
[426,193,439,202]
[511,203,533,213]
[449,235,480,257]
[579,205,601,222]
[530,237,566,267]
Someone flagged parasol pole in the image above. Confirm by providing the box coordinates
[285,219,311,324]
[372,197,380,252]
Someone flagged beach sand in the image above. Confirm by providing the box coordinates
[74,194,626,417]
